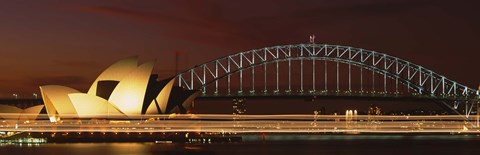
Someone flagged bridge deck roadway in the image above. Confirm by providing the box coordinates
[197,93,475,101]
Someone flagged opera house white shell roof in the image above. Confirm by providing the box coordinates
[0,105,44,124]
[34,57,199,122]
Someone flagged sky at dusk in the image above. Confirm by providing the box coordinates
[0,0,479,98]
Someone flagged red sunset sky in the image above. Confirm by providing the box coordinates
[0,0,479,98]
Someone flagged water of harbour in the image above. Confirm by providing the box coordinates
[1,135,479,155]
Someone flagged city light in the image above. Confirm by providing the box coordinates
[1,114,479,134]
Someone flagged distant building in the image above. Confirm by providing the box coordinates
[368,104,382,115]
[233,98,246,115]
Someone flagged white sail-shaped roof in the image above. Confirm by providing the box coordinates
[146,78,175,114]
[108,61,154,115]
[40,85,80,122]
[0,105,22,124]
[0,105,22,114]
[69,93,125,119]
[0,105,45,123]
[36,56,199,120]
[87,56,138,96]
[18,105,45,121]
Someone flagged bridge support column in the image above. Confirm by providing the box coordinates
[360,67,363,93]
[312,59,315,92]
[300,59,303,93]
[324,60,327,92]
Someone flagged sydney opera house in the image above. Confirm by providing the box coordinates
[0,57,199,122]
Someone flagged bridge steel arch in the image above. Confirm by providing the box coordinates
[176,44,479,117]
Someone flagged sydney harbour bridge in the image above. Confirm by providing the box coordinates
[177,43,479,117]
[1,43,480,135]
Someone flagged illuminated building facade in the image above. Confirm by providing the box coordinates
[37,56,199,122]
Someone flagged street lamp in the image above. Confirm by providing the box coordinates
[12,94,18,99]
[33,93,38,99]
